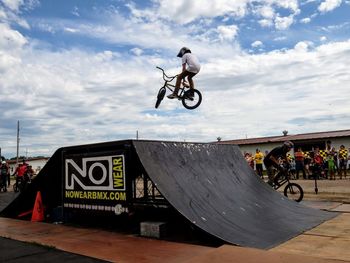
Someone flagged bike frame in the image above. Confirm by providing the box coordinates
[157,66,189,98]
[273,170,291,190]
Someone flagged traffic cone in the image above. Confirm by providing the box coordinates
[31,191,44,222]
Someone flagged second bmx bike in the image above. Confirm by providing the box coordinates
[272,167,304,202]
[155,66,202,110]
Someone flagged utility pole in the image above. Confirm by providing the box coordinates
[16,120,20,167]
[136,130,139,140]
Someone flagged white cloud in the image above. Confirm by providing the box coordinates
[64,27,79,33]
[0,1,350,157]
[300,17,311,24]
[318,0,342,13]
[251,40,263,48]
[130,47,143,56]
[259,19,273,27]
[217,24,239,41]
[275,0,299,12]
[294,41,312,51]
[71,6,80,17]
[257,6,275,19]
[0,23,27,49]
[154,0,248,24]
[275,15,294,30]
[2,31,350,156]
[320,36,327,42]
[1,0,24,12]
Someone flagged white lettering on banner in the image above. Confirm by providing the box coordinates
[65,155,126,191]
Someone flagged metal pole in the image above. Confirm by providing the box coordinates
[16,120,19,167]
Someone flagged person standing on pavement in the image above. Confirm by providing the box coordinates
[294,147,306,179]
[338,145,348,179]
[254,148,264,178]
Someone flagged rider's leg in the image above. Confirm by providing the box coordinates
[266,166,275,186]
[175,71,187,94]
[187,72,197,89]
[168,71,186,99]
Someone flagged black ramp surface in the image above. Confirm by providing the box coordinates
[133,141,337,249]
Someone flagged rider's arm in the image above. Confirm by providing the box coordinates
[181,63,186,72]
[284,155,290,166]
[268,155,280,167]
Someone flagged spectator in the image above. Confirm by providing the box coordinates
[25,165,35,181]
[312,147,324,179]
[245,152,254,170]
[289,157,296,179]
[0,161,9,192]
[338,145,348,179]
[294,147,306,179]
[332,147,339,175]
[254,149,264,178]
[304,152,312,179]
[326,148,336,180]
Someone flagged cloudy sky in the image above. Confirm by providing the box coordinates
[1,0,350,158]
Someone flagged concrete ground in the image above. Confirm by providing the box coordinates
[0,178,350,262]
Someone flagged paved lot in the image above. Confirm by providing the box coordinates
[0,236,107,262]
[1,178,350,262]
[291,178,350,202]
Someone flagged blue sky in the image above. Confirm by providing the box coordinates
[1,0,350,158]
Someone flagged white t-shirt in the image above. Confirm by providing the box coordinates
[182,53,201,74]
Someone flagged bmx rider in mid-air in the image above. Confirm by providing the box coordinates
[263,141,294,186]
[167,47,201,99]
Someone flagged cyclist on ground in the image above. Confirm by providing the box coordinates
[167,47,201,99]
[263,141,294,186]
[13,161,28,187]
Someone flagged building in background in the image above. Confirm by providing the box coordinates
[7,157,50,175]
[218,129,350,157]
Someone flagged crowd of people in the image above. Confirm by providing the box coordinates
[244,140,349,181]
[0,160,34,192]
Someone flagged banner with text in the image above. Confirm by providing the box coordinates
[64,154,128,215]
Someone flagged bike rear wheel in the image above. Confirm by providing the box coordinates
[155,87,166,109]
[284,183,304,202]
[182,89,202,110]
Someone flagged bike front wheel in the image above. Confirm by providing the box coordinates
[284,183,304,202]
[182,89,202,110]
[155,87,166,109]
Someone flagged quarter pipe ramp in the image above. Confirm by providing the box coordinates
[1,140,337,249]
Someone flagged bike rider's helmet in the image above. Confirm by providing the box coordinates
[283,141,294,149]
[177,47,191,58]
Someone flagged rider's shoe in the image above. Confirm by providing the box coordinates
[167,93,178,99]
[273,179,280,187]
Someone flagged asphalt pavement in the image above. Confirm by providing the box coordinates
[0,236,108,262]
[0,187,109,262]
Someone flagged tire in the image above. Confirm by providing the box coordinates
[182,89,202,110]
[284,183,304,202]
[155,87,166,109]
[13,183,19,193]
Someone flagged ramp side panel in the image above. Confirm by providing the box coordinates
[1,148,63,217]
[132,141,336,249]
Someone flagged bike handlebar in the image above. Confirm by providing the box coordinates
[156,66,177,81]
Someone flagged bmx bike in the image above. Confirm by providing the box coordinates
[155,66,202,110]
[272,167,304,202]
[13,176,30,193]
